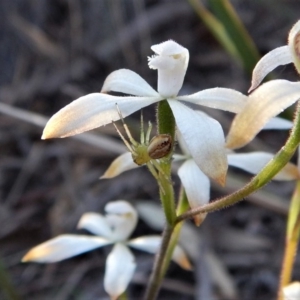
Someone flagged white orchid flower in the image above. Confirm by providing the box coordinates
[42,40,248,184]
[227,20,300,149]
[102,115,295,225]
[22,201,191,300]
[176,115,298,225]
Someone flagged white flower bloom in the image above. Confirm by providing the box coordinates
[177,116,298,223]
[227,20,300,149]
[102,114,295,225]
[42,40,247,184]
[22,200,191,299]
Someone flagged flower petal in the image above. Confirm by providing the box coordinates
[128,236,192,270]
[176,88,247,113]
[100,152,138,179]
[178,159,210,226]
[168,101,228,185]
[104,243,136,300]
[228,152,300,180]
[172,244,193,271]
[42,94,159,139]
[249,46,293,92]
[22,234,111,263]
[135,201,165,231]
[77,213,112,238]
[149,40,189,98]
[105,201,138,241]
[226,80,300,149]
[101,69,159,97]
[128,235,161,253]
[283,282,300,300]
[263,117,293,130]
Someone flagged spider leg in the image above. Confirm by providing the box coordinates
[112,121,135,153]
[140,110,145,145]
[151,159,172,184]
[145,121,152,145]
[146,161,166,194]
[115,104,139,147]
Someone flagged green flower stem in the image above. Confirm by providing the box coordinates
[144,99,186,299]
[144,187,189,300]
[160,187,189,277]
[156,100,176,140]
[277,181,300,300]
[176,100,300,224]
[158,175,176,226]
[156,100,176,225]
[143,224,174,300]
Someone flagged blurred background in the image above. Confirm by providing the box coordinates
[1,0,300,299]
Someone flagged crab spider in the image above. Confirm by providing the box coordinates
[112,105,173,192]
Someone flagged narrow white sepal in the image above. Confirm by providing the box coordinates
[227,80,300,149]
[263,117,293,130]
[228,152,300,180]
[168,101,227,185]
[42,94,159,139]
[104,243,136,300]
[249,46,292,92]
[101,69,159,97]
[178,159,210,208]
[172,244,193,270]
[135,202,165,231]
[101,152,138,179]
[127,235,162,253]
[22,234,111,263]
[177,87,247,113]
[128,236,192,270]
[77,213,112,238]
[172,154,188,162]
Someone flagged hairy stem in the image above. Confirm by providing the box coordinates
[156,100,176,225]
[143,225,174,300]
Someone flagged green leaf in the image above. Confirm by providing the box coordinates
[188,0,260,75]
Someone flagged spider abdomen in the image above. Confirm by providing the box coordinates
[147,134,172,159]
